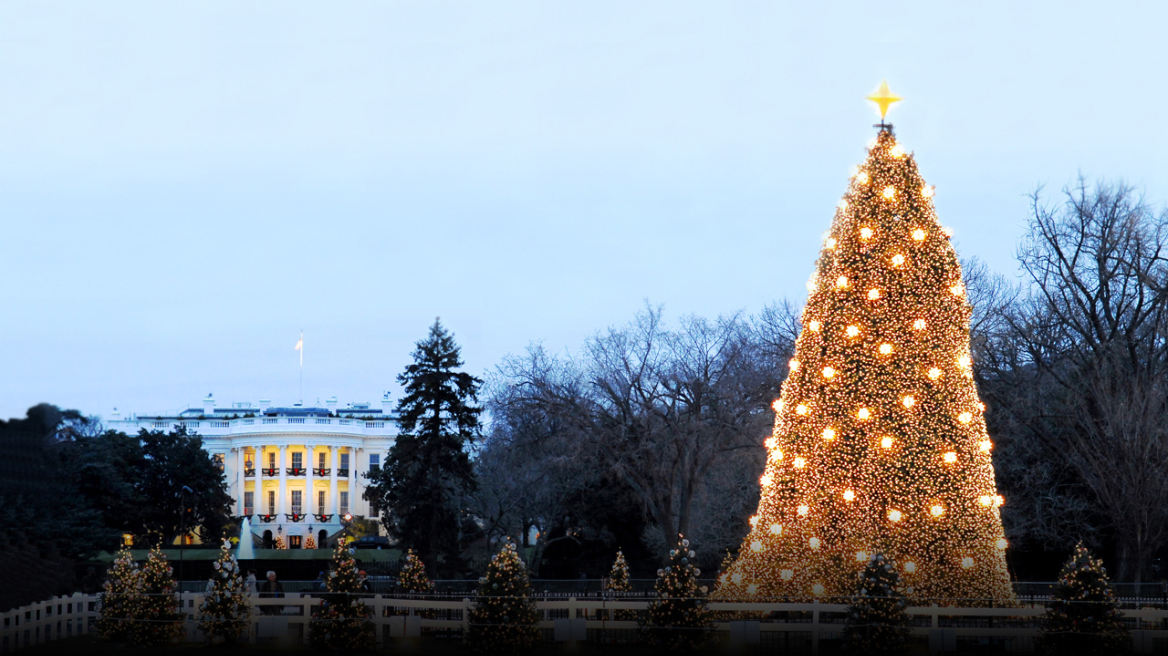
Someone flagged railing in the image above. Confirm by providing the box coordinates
[315,418,331,425]
[365,421,384,428]
[6,591,1168,653]
[288,418,305,424]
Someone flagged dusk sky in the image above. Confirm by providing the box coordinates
[2,2,1165,420]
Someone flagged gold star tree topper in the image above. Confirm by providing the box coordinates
[866,80,902,121]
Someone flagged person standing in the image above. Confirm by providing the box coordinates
[258,570,285,615]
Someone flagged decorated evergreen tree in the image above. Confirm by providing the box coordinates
[365,319,482,577]
[466,541,540,654]
[96,544,139,643]
[842,553,911,655]
[308,544,375,651]
[305,534,317,550]
[717,84,1014,604]
[399,549,432,594]
[274,535,287,550]
[131,545,184,646]
[1037,543,1130,656]
[643,536,712,652]
[197,541,251,643]
[606,550,635,621]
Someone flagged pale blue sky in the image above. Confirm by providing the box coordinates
[2,1,1165,419]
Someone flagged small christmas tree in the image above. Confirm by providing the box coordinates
[399,549,432,594]
[842,553,911,656]
[96,544,139,643]
[607,550,635,621]
[305,534,317,550]
[643,536,712,652]
[274,535,287,549]
[466,540,540,654]
[1037,543,1130,656]
[197,541,252,643]
[131,545,184,646]
[308,545,375,650]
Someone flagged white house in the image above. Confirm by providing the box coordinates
[106,394,396,549]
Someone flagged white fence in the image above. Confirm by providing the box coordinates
[4,592,1168,653]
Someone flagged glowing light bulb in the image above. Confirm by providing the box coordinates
[793,457,807,469]
[826,237,837,249]
[922,185,935,198]
[764,437,777,449]
[943,451,958,464]
[891,144,905,157]
[770,523,782,536]
[789,359,800,371]
[979,440,993,453]
[809,538,820,550]
[797,505,809,516]
[958,355,972,369]
[812,583,825,595]
[961,557,974,569]
[822,366,836,379]
[855,551,869,562]
[772,449,783,461]
[746,583,758,595]
[928,367,942,380]
[931,505,945,518]
[751,540,763,553]
[958,412,973,424]
[719,573,728,584]
[883,186,896,199]
[857,407,871,420]
[996,539,1008,550]
[749,515,759,527]
[860,227,873,239]
[731,572,743,584]
[795,404,809,416]
[880,436,894,449]
[912,228,926,241]
[978,402,986,411]
[888,509,902,522]
[979,496,993,507]
[836,275,849,288]
[838,199,848,210]
[942,226,954,237]
[846,325,860,338]
[760,474,773,487]
[904,562,917,573]
[879,343,893,355]
[868,288,881,300]
[902,395,916,409]
[772,399,783,412]
[822,427,836,441]
[913,319,927,330]
[856,172,869,184]
[809,320,821,332]
[995,495,1005,507]
[891,254,906,267]
[780,569,793,581]
[950,284,965,296]
[843,489,855,501]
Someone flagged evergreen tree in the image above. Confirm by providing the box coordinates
[466,541,540,654]
[1037,543,1130,656]
[305,534,317,550]
[197,541,251,643]
[643,536,711,652]
[274,535,287,549]
[96,544,139,643]
[309,545,375,651]
[399,549,432,594]
[131,545,184,646]
[365,319,482,577]
[842,552,911,656]
[607,550,635,620]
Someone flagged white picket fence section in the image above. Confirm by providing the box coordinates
[4,592,1168,653]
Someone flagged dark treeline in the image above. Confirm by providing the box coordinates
[473,178,1168,583]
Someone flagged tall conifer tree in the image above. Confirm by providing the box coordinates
[365,319,482,577]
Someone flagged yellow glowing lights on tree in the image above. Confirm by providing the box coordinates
[996,539,1008,550]
[958,412,973,424]
[979,440,993,453]
[717,115,1014,605]
[772,399,783,412]
[751,540,763,552]
[760,474,773,487]
[961,557,975,569]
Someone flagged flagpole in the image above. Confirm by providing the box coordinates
[299,329,304,405]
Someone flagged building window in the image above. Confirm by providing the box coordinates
[318,452,326,470]
[244,492,254,516]
[291,490,302,515]
[289,535,302,549]
[267,452,276,469]
[340,453,350,470]
[267,490,276,514]
[369,454,380,472]
[318,490,326,513]
[292,452,303,469]
[212,453,225,472]
[340,491,349,515]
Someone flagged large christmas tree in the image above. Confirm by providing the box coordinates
[197,541,251,643]
[717,85,1014,604]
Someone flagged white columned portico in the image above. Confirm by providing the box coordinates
[277,445,287,516]
[235,447,245,516]
[306,443,315,515]
[329,446,339,515]
[256,446,265,513]
[347,447,356,516]
[353,447,363,516]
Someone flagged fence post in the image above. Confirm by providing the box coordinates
[811,599,820,654]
